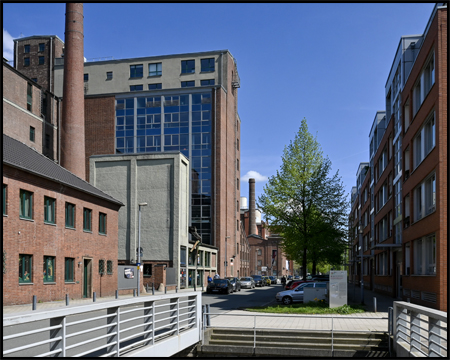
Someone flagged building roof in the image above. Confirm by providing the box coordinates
[3,134,123,206]
[13,35,64,43]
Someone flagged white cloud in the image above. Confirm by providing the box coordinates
[241,170,268,183]
[3,29,14,62]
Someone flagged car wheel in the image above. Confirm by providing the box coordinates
[227,288,231,294]
[238,287,241,291]
[207,290,211,294]
[282,296,292,305]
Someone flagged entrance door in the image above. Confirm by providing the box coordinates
[83,259,92,298]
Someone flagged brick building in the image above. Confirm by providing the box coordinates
[3,134,123,305]
[348,3,447,311]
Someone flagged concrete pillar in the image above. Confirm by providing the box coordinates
[249,179,257,235]
[61,3,86,179]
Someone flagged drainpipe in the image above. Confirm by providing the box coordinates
[214,86,217,248]
[57,98,61,164]
[49,37,53,93]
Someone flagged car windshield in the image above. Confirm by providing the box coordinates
[213,279,227,284]
[240,277,252,281]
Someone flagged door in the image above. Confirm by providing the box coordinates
[83,259,92,298]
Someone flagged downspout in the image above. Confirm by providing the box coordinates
[58,98,61,164]
[49,37,53,93]
[214,86,217,248]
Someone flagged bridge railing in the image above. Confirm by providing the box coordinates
[393,301,447,357]
[3,291,201,357]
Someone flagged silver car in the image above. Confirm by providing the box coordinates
[240,277,255,289]
[275,282,328,305]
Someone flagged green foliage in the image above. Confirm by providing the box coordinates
[245,302,365,315]
[258,118,349,279]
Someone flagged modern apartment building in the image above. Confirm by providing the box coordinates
[47,49,241,277]
[348,3,447,311]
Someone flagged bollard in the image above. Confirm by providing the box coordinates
[133,289,136,297]
[152,283,155,295]
[165,286,167,294]
[194,282,196,291]
[66,294,69,306]
[115,290,118,299]
[32,295,37,311]
[176,286,178,293]
[206,304,211,326]
[93,292,96,302]
[146,283,148,293]
[373,297,377,313]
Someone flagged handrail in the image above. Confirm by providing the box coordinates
[3,291,201,358]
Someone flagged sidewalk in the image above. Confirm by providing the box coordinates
[347,281,397,313]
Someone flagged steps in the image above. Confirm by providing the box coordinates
[199,328,390,357]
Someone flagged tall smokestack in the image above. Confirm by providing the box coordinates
[249,178,257,235]
[61,3,85,179]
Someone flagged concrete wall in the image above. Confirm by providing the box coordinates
[89,152,189,288]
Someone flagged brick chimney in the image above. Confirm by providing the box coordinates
[61,3,85,179]
[249,178,257,235]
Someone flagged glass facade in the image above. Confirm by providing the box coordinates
[115,91,212,244]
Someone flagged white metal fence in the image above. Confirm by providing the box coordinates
[393,301,447,357]
[3,291,201,357]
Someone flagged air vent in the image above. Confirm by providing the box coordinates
[421,292,436,303]
[403,288,411,297]
[411,290,420,299]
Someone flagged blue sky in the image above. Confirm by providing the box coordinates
[3,2,436,208]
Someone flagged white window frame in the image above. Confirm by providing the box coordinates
[414,234,436,275]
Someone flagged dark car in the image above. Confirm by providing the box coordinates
[225,277,241,292]
[206,279,233,294]
[250,275,264,287]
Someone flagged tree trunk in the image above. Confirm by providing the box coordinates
[312,260,317,275]
[302,247,307,280]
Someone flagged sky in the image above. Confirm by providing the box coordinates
[3,2,436,212]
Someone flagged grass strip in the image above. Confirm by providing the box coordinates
[244,301,366,315]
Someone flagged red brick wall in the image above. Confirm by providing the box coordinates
[3,165,120,305]
[84,96,116,181]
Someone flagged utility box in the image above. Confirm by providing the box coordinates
[303,287,327,303]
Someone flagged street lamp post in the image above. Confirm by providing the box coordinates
[255,248,259,275]
[137,202,147,297]
[359,224,364,305]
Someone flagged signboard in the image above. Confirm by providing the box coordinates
[329,270,347,308]
[124,267,135,279]
[261,266,267,272]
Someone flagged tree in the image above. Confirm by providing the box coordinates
[258,118,349,280]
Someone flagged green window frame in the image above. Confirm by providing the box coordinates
[205,252,210,267]
[3,184,7,215]
[107,260,113,275]
[99,212,107,234]
[65,202,75,228]
[20,189,33,219]
[83,208,92,231]
[19,254,32,283]
[30,126,35,142]
[99,259,105,275]
[43,256,55,282]
[44,196,55,224]
[65,258,74,282]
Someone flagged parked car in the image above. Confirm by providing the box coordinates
[285,280,315,290]
[311,275,329,282]
[262,276,271,286]
[276,282,328,305]
[250,275,264,287]
[268,276,277,284]
[240,277,256,289]
[225,277,241,292]
[206,279,233,294]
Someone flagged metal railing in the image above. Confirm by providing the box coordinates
[3,291,201,357]
[393,301,447,357]
[202,311,389,355]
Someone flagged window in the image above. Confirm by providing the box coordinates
[65,202,75,228]
[38,56,45,65]
[65,258,74,282]
[31,78,37,83]
[44,196,55,224]
[130,64,143,78]
[99,259,105,275]
[414,113,435,169]
[257,260,262,266]
[143,263,152,277]
[201,58,215,72]
[414,235,436,275]
[24,57,30,67]
[180,246,187,266]
[237,219,239,231]
[84,73,89,82]
[181,60,195,74]
[83,208,92,231]
[237,138,239,151]
[99,212,107,234]
[24,44,30,53]
[205,252,210,267]
[237,159,239,171]
[130,84,143,91]
[257,249,262,256]
[107,260,113,275]
[414,172,436,221]
[148,62,162,76]
[29,126,35,142]
[3,184,6,215]
[237,178,239,190]
[27,83,32,111]
[19,254,32,283]
[20,190,33,219]
[39,43,45,52]
[43,256,55,282]
[181,81,195,88]
[423,53,435,96]
[106,71,113,80]
[45,134,50,149]
[201,79,215,86]
[148,83,162,90]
